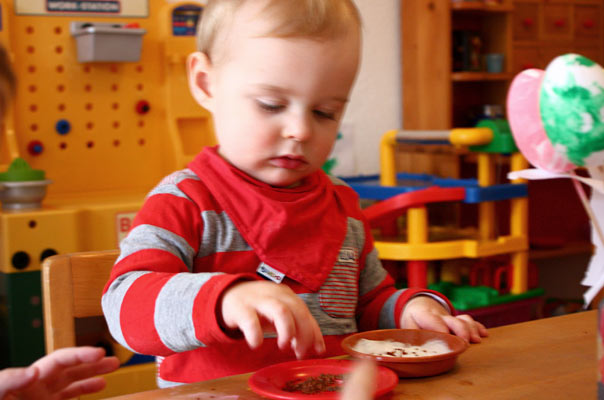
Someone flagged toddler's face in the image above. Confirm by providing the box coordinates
[193,7,360,187]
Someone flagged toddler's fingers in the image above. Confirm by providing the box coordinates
[289,302,323,359]
[407,312,449,334]
[313,321,326,355]
[256,300,297,350]
[457,314,488,336]
[457,314,488,342]
[234,306,265,349]
[442,315,474,343]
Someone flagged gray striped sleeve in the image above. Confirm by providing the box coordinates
[145,169,200,201]
[102,271,151,352]
[154,272,224,352]
[359,248,388,296]
[117,224,197,271]
[198,211,251,258]
[378,289,404,329]
[378,290,453,329]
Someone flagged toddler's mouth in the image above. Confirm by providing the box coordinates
[270,155,308,169]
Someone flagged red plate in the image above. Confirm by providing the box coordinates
[248,359,398,400]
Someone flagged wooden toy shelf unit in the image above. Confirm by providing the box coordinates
[399,0,599,251]
[0,0,214,369]
[401,0,604,130]
[402,0,514,130]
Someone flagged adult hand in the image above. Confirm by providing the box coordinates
[0,346,120,400]
[340,360,377,400]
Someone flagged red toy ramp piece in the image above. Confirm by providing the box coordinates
[363,186,466,228]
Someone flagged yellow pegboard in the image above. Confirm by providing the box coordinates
[0,0,215,274]
[0,0,215,200]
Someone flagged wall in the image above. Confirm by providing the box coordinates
[338,0,401,176]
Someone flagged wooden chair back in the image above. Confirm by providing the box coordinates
[42,250,156,399]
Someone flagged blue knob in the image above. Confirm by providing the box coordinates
[55,119,71,135]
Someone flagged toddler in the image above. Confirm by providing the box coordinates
[102,0,487,387]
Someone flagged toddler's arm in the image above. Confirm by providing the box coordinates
[400,296,488,343]
[220,280,325,359]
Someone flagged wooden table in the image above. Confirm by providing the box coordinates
[110,311,597,400]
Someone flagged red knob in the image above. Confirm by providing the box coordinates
[583,19,594,29]
[27,140,44,155]
[522,18,533,27]
[554,19,566,28]
[135,100,150,115]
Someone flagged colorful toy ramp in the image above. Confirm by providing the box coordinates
[346,127,532,313]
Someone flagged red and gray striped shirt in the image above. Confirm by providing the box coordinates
[102,147,452,387]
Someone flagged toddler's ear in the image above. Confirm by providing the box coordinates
[187,51,214,111]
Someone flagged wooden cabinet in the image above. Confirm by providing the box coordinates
[541,3,572,40]
[513,2,539,40]
[574,4,600,39]
[513,0,603,73]
[402,0,604,130]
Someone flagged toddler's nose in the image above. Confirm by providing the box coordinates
[283,112,313,142]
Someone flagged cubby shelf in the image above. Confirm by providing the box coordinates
[451,2,513,13]
[451,72,514,81]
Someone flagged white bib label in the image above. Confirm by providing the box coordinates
[257,263,285,284]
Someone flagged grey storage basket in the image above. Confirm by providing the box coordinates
[70,22,146,63]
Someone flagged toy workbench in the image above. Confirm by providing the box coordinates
[0,0,215,368]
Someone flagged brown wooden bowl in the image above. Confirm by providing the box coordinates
[341,329,468,378]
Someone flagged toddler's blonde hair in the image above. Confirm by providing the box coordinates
[197,0,361,61]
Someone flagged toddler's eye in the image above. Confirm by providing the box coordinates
[257,100,284,113]
[313,109,336,121]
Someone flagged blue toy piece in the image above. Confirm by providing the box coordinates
[343,172,528,203]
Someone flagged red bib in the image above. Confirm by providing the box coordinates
[190,147,348,291]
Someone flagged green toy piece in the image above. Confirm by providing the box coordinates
[321,158,337,175]
[469,119,518,154]
[322,132,343,175]
[429,281,544,310]
[0,158,45,182]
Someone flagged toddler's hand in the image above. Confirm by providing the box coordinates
[400,296,488,343]
[220,280,326,359]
